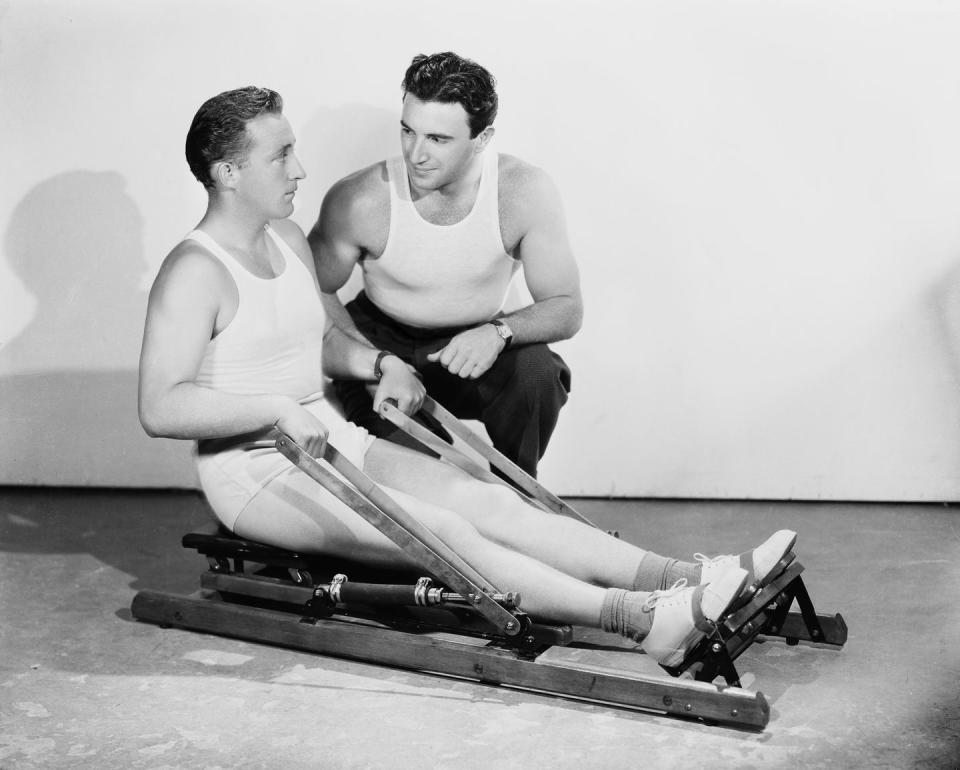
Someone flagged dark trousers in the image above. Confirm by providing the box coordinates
[334,291,572,478]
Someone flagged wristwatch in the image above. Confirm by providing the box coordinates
[373,350,394,380]
[488,319,513,350]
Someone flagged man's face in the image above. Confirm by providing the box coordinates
[400,94,481,192]
[233,113,305,219]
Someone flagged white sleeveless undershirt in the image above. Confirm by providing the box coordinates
[185,226,370,531]
[188,225,326,402]
[186,227,344,530]
[362,150,518,328]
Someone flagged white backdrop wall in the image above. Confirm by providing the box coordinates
[3,0,960,500]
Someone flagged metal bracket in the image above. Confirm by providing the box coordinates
[379,397,607,531]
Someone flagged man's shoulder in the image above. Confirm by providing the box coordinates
[497,153,557,202]
[496,153,562,230]
[151,235,232,301]
[164,236,223,274]
[326,161,390,209]
[269,217,307,246]
[321,161,391,237]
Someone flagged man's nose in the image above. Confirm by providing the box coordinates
[289,152,307,180]
[409,138,428,164]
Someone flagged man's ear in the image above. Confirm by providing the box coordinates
[474,125,495,153]
[214,160,239,190]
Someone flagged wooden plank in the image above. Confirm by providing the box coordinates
[131,589,769,729]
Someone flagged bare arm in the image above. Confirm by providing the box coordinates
[291,217,424,414]
[427,163,583,379]
[322,322,425,415]
[501,166,583,343]
[308,170,384,345]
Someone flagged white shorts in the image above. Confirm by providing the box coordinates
[195,397,375,533]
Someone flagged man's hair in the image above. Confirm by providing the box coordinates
[185,86,283,189]
[401,52,498,138]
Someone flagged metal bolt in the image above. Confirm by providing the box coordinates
[505,621,516,631]
[712,642,723,654]
[662,696,673,707]
[684,703,693,712]
[731,709,739,717]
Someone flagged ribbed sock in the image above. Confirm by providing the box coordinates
[600,587,655,642]
[632,553,701,591]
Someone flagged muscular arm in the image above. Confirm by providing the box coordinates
[501,165,583,344]
[308,168,385,345]
[427,161,583,379]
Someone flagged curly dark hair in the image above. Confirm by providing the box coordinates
[185,86,283,189]
[401,52,498,138]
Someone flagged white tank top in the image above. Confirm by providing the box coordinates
[362,150,518,328]
[187,225,355,530]
[188,225,326,403]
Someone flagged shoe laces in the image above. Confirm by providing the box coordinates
[641,578,688,611]
[693,552,734,566]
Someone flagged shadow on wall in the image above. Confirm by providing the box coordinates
[0,170,193,486]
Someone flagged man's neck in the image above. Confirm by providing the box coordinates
[199,197,270,254]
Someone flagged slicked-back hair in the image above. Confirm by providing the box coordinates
[401,52,498,138]
[185,86,283,189]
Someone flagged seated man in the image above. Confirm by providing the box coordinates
[138,86,797,668]
[310,52,580,478]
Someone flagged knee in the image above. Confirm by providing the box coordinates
[473,484,548,537]
[507,345,571,403]
[417,502,482,550]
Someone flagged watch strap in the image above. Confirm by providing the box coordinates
[488,319,513,350]
[374,350,392,380]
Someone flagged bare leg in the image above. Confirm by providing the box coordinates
[232,447,751,660]
[233,462,607,623]
[379,484,608,623]
[362,439,650,588]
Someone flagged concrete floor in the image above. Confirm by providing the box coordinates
[1,487,958,769]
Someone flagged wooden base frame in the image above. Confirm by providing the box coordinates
[131,396,847,731]
[132,530,775,729]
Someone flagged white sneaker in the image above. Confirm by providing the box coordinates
[641,567,748,667]
[697,530,797,591]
